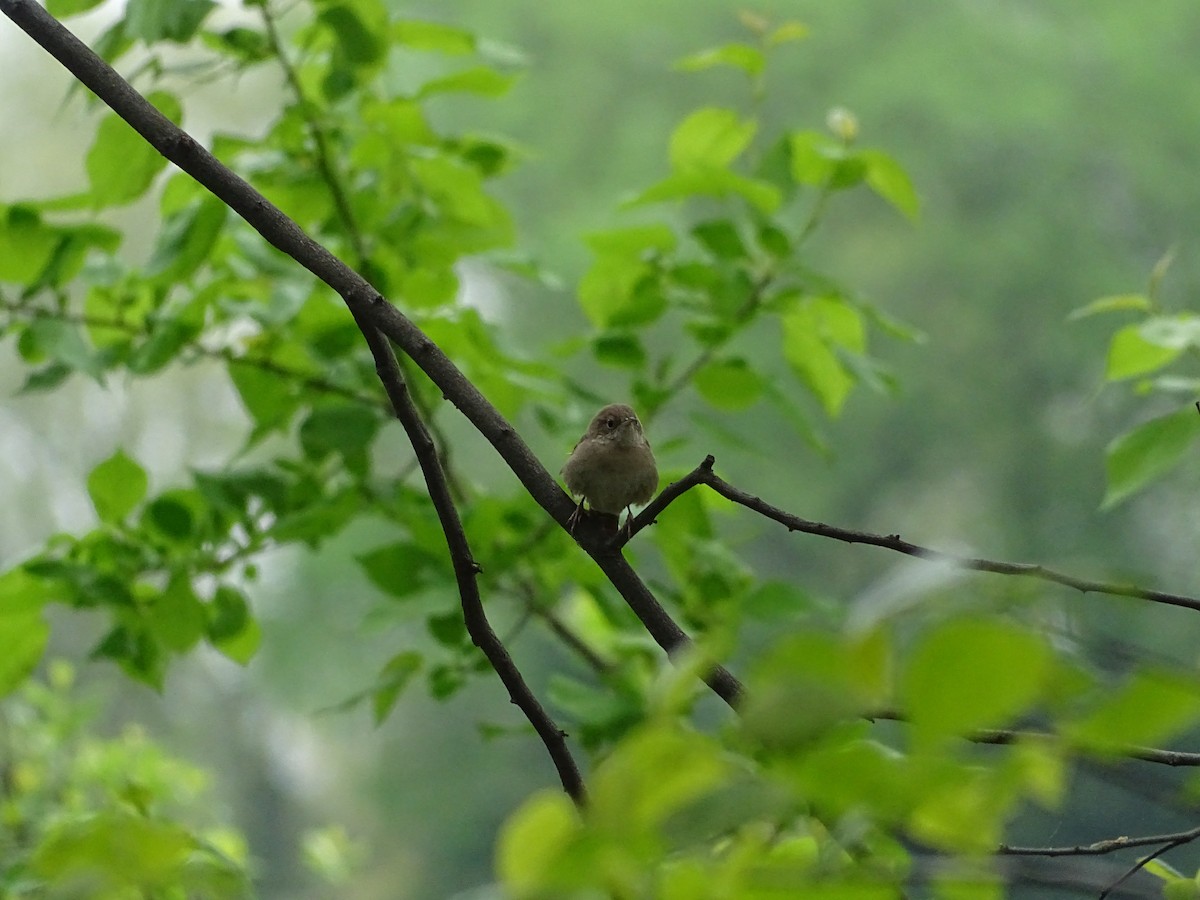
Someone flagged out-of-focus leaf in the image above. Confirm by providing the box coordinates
[148,574,206,653]
[417,66,518,99]
[208,585,260,664]
[1067,293,1152,321]
[863,150,920,221]
[125,0,215,43]
[356,542,444,599]
[902,618,1051,747]
[0,569,51,696]
[393,18,476,54]
[1105,324,1182,380]
[32,811,193,889]
[781,296,865,416]
[694,357,763,410]
[626,169,781,213]
[372,651,423,724]
[0,205,58,283]
[1066,670,1200,754]
[298,403,381,475]
[672,107,753,172]
[1102,406,1200,509]
[674,43,765,77]
[85,92,182,207]
[47,0,106,15]
[87,449,148,524]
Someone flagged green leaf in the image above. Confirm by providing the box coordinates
[32,811,193,889]
[318,1,386,68]
[669,107,757,172]
[125,0,215,43]
[0,205,59,283]
[627,169,781,213]
[767,21,810,45]
[496,790,582,894]
[694,357,764,410]
[1104,314,1200,381]
[371,650,423,724]
[1163,877,1200,900]
[149,574,206,653]
[577,227,674,329]
[128,316,200,375]
[85,92,182,207]
[393,19,477,54]
[202,26,271,63]
[228,361,300,438]
[47,0,107,15]
[781,296,865,417]
[583,224,676,256]
[590,725,729,834]
[1066,669,1200,753]
[143,490,201,542]
[674,43,765,77]
[417,66,517,99]
[87,449,148,523]
[145,195,227,280]
[1102,406,1200,509]
[298,403,381,475]
[863,150,920,221]
[18,363,73,394]
[902,618,1051,747]
[208,585,260,664]
[356,542,443,599]
[691,219,747,260]
[788,130,839,185]
[1067,293,1153,321]
[91,624,164,689]
[0,569,51,695]
[23,318,106,380]
[745,630,889,746]
[592,332,646,369]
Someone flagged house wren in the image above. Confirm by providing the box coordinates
[562,403,658,530]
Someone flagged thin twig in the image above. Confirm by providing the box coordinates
[1000,824,1200,858]
[623,456,1200,615]
[1100,831,1200,900]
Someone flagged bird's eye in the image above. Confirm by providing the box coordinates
[605,418,617,429]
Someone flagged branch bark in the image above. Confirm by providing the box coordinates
[631,455,1200,615]
[354,312,585,804]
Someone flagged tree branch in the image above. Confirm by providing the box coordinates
[1000,824,1200,859]
[628,455,1200,615]
[353,312,585,804]
[0,0,743,708]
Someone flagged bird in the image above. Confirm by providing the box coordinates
[561,403,658,534]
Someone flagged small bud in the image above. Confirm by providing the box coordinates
[826,106,859,143]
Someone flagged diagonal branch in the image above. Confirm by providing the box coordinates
[626,456,1200,615]
[0,0,743,708]
[352,311,585,804]
[1100,832,1199,900]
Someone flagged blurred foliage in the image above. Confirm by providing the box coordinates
[0,661,252,898]
[2,0,1200,898]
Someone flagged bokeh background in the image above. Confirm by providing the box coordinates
[3,1,1200,896]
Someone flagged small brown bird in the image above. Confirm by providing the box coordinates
[562,403,658,532]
